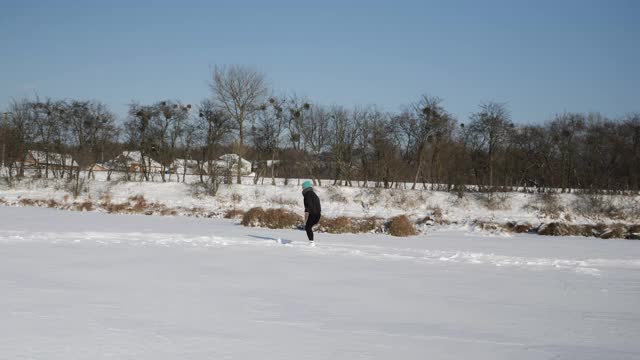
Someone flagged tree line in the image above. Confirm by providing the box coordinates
[1,65,639,193]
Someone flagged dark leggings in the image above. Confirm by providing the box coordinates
[305,213,321,241]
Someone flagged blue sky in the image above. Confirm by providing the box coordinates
[1,0,638,123]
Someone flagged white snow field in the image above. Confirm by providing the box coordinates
[1,206,639,359]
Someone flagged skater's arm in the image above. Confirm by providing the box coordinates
[303,193,310,213]
[303,192,310,220]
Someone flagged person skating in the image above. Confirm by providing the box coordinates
[302,180,321,242]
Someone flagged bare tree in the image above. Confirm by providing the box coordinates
[4,99,36,178]
[252,96,294,185]
[398,95,454,189]
[154,101,191,182]
[547,113,586,192]
[211,65,268,184]
[2,87,639,194]
[63,100,117,194]
[176,121,198,183]
[29,99,67,178]
[509,124,550,190]
[297,103,329,185]
[468,102,512,190]
[621,113,640,191]
[196,99,233,192]
[126,104,159,181]
[329,106,361,186]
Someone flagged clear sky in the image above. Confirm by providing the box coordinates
[1,0,638,123]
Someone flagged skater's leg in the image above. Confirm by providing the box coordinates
[305,214,320,241]
[305,223,314,241]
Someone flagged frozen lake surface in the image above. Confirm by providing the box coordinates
[1,206,639,359]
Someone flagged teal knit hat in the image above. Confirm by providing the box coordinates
[302,180,312,189]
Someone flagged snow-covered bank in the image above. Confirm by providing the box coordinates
[1,206,639,359]
[1,178,639,238]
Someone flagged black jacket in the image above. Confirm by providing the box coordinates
[303,188,321,215]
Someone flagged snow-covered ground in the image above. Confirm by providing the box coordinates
[2,177,639,229]
[1,206,639,359]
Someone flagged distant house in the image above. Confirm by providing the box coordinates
[250,159,280,172]
[106,151,162,173]
[87,163,111,172]
[168,154,253,176]
[23,150,78,170]
[171,159,207,175]
[214,154,252,175]
[266,160,281,168]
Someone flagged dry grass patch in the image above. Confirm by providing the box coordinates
[387,215,417,237]
[240,210,382,234]
[361,187,382,206]
[100,196,175,216]
[477,192,511,211]
[17,198,61,208]
[99,193,112,207]
[430,206,443,219]
[541,193,563,217]
[318,216,384,234]
[224,209,246,219]
[105,203,128,213]
[319,216,354,233]
[503,221,533,233]
[536,222,610,237]
[75,201,94,212]
[241,207,301,229]
[472,220,504,232]
[161,208,178,216]
[129,195,147,213]
[263,209,303,229]
[527,192,565,219]
[599,224,627,239]
[354,189,381,212]
[418,207,450,225]
[182,207,217,218]
[356,217,384,233]
[570,224,612,237]
[18,198,36,206]
[536,222,572,236]
[387,190,421,209]
[144,202,176,216]
[622,198,640,221]
[231,193,242,203]
[241,207,266,227]
[573,193,625,221]
[627,225,640,240]
[545,223,631,239]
